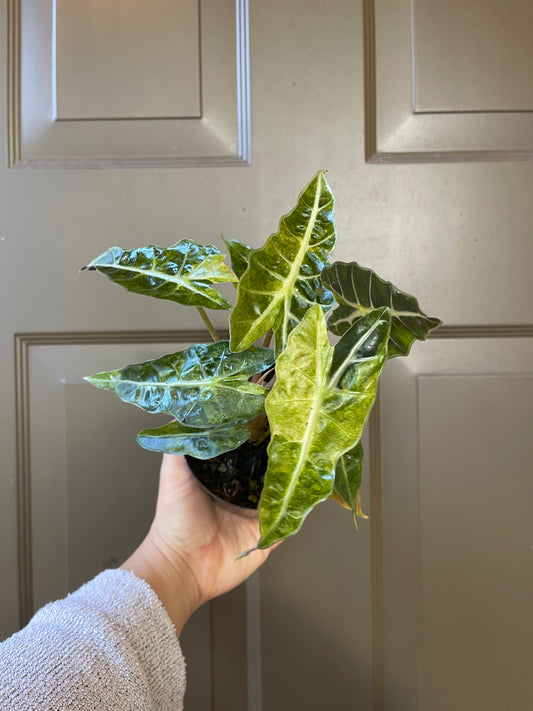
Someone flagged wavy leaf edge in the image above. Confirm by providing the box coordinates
[84,239,237,310]
[321,260,442,358]
[84,341,275,427]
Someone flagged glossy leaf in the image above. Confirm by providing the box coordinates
[137,419,249,459]
[333,442,365,525]
[222,237,252,280]
[230,171,336,354]
[321,261,442,357]
[257,304,390,549]
[85,341,274,427]
[84,240,237,310]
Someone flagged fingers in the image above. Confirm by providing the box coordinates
[157,454,200,510]
[160,453,187,477]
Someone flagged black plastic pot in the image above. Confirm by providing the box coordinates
[185,436,270,513]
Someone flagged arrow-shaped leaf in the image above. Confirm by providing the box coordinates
[321,261,441,357]
[137,419,249,459]
[83,240,237,310]
[85,341,274,427]
[257,304,390,549]
[230,171,336,354]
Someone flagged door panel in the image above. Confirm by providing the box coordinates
[412,0,533,112]
[369,0,533,160]
[1,1,532,709]
[56,0,201,120]
[380,336,533,711]
[8,0,249,166]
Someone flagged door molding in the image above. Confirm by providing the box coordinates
[6,0,251,168]
[14,329,221,626]
[364,0,533,163]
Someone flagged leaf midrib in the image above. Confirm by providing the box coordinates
[332,266,425,319]
[279,181,323,348]
[328,314,386,388]
[266,336,332,535]
[339,302,426,319]
[234,180,325,345]
[114,377,263,390]
[99,262,221,301]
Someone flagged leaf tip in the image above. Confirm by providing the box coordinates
[235,545,259,561]
[330,489,351,510]
[356,491,369,519]
[83,372,115,390]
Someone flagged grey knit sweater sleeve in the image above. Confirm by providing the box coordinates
[0,569,186,710]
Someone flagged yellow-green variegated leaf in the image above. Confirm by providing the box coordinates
[85,341,274,427]
[321,261,442,357]
[230,171,336,354]
[222,237,252,280]
[137,419,249,459]
[257,304,390,549]
[84,240,237,310]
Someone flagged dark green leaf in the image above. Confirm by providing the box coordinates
[84,240,237,310]
[230,171,336,354]
[85,341,274,427]
[222,237,252,280]
[334,442,365,526]
[321,261,442,357]
[137,419,249,459]
[257,304,390,549]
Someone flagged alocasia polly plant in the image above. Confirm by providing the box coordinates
[84,171,441,551]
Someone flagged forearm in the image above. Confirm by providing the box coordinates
[120,529,200,636]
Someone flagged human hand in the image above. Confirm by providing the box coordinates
[121,454,272,634]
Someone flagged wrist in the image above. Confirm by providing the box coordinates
[120,531,201,635]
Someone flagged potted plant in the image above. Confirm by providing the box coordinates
[83,171,440,551]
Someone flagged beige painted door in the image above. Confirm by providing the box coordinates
[1,1,532,709]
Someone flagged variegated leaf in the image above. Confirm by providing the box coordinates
[257,304,390,549]
[230,171,336,354]
[321,261,442,357]
[137,419,249,459]
[84,239,237,310]
[85,341,274,427]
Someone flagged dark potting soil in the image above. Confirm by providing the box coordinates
[185,436,270,510]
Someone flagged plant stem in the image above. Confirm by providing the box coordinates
[255,367,276,389]
[196,307,219,342]
[263,329,273,349]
